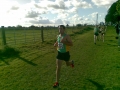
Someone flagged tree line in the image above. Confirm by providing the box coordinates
[105,0,120,24]
[1,25,57,30]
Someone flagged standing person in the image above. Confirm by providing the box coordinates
[115,22,119,39]
[101,25,105,42]
[98,26,102,40]
[94,25,99,44]
[117,21,120,47]
[53,25,74,88]
[115,22,119,35]
[105,25,107,32]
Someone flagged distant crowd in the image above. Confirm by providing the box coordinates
[94,21,120,47]
[94,25,107,44]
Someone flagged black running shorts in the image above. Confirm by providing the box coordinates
[56,51,70,61]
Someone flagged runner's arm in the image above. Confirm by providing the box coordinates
[54,41,58,47]
[61,35,73,46]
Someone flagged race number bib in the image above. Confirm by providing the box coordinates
[58,43,64,49]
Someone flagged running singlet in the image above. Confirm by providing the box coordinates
[57,34,70,53]
[94,27,99,33]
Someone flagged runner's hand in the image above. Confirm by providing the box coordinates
[61,37,67,43]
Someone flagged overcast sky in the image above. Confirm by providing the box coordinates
[0,0,117,27]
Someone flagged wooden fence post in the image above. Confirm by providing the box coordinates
[41,26,44,42]
[1,26,6,46]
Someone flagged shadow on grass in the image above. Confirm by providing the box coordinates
[52,87,61,90]
[0,57,10,65]
[107,43,117,46]
[0,46,37,66]
[87,79,105,90]
[17,56,37,66]
[105,86,120,90]
[112,86,120,90]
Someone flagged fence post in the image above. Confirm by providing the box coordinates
[1,26,6,46]
[41,26,44,42]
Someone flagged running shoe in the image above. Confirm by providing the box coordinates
[71,60,74,68]
[53,82,59,88]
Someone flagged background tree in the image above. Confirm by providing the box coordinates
[116,0,120,15]
[76,24,82,27]
[66,24,69,27]
[105,1,119,23]
[115,0,120,22]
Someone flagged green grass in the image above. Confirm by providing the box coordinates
[0,26,120,90]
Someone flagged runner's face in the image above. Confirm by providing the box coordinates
[58,26,64,34]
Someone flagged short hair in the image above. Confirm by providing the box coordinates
[58,25,65,29]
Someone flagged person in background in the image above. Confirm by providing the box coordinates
[117,21,120,47]
[98,25,102,40]
[100,25,106,42]
[94,25,99,44]
[115,22,119,35]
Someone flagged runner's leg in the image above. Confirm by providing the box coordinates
[94,35,96,44]
[102,34,104,42]
[56,59,63,82]
[66,61,72,66]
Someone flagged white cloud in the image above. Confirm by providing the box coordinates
[89,12,98,18]
[78,17,83,20]
[11,6,19,10]
[25,11,40,18]
[63,20,70,25]
[87,12,105,24]
[0,0,116,26]
[54,19,64,24]
[34,3,47,9]
[85,18,89,21]
[72,0,92,8]
[48,0,66,9]
[92,0,118,7]
[23,16,54,26]
[39,19,53,24]
[29,19,53,24]
[68,7,78,13]
[0,1,19,13]
[65,0,72,8]
[57,13,69,19]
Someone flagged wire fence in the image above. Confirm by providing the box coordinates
[0,26,80,47]
[0,25,93,58]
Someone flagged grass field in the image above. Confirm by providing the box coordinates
[0,26,120,90]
